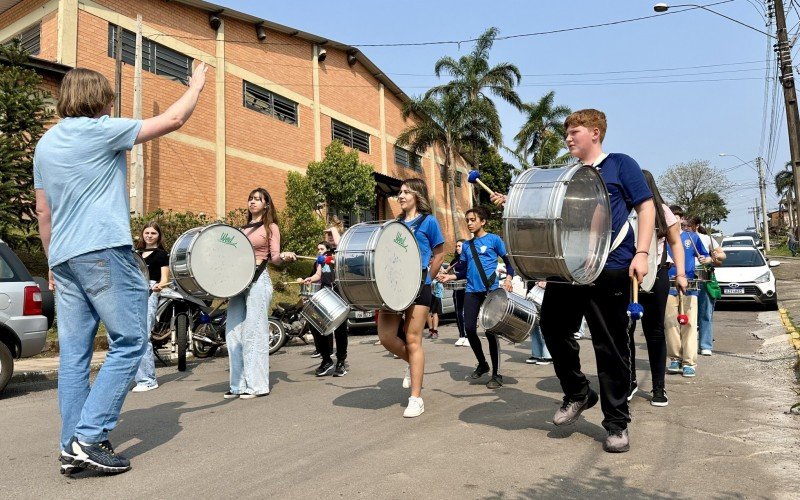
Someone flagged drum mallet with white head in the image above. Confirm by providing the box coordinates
[467,170,495,196]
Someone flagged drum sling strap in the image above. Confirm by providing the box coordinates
[242,221,270,289]
[468,239,496,292]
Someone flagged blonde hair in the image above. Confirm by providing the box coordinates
[401,178,433,215]
[56,68,115,118]
[564,109,607,143]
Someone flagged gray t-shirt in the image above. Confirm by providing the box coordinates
[33,116,143,266]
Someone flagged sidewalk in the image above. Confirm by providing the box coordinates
[771,257,800,363]
[11,351,108,384]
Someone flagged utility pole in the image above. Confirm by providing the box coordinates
[113,24,122,117]
[749,204,760,231]
[771,0,800,232]
[757,157,771,250]
[131,14,144,215]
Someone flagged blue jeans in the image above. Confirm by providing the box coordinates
[134,283,159,386]
[530,323,551,359]
[227,272,273,395]
[52,246,148,450]
[697,288,715,351]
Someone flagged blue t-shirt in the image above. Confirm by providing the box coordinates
[34,116,143,267]
[595,153,653,270]
[459,233,507,293]
[403,214,444,285]
[668,231,709,295]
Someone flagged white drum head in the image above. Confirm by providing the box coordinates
[374,221,422,311]
[190,225,255,298]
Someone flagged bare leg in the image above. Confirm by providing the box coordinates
[378,312,408,362]
[404,305,429,398]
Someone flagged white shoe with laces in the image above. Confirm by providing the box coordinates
[132,383,158,393]
[462,338,470,347]
[455,337,465,346]
[403,397,424,418]
[402,366,411,389]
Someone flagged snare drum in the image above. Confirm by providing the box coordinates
[300,282,321,297]
[301,287,350,335]
[443,279,467,291]
[335,221,422,311]
[170,224,256,299]
[479,289,538,343]
[694,267,710,281]
[670,279,700,291]
[503,164,612,285]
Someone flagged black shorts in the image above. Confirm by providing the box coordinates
[429,296,443,315]
[413,284,432,307]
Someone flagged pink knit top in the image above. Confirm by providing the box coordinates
[244,223,282,265]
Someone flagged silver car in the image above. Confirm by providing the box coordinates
[0,240,49,393]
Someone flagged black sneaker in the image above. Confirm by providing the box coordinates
[553,389,599,426]
[486,375,504,389]
[651,387,669,407]
[333,360,348,377]
[470,363,490,380]
[66,437,131,474]
[311,350,321,358]
[59,448,84,475]
[315,360,334,377]
[526,356,538,364]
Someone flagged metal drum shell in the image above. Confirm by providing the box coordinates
[335,221,422,312]
[443,279,467,291]
[503,165,612,285]
[300,282,321,297]
[479,289,537,344]
[301,287,350,335]
[170,224,256,300]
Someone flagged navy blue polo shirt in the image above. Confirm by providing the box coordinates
[594,153,653,270]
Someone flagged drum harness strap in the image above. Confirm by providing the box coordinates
[242,221,270,290]
[468,239,496,292]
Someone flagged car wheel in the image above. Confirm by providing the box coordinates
[0,341,13,394]
[765,298,779,311]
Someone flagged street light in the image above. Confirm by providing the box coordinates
[653,3,777,39]
[719,153,771,251]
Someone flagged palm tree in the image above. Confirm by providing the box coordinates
[514,91,571,167]
[775,165,795,228]
[396,91,501,241]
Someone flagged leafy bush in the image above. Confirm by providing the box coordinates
[279,171,326,256]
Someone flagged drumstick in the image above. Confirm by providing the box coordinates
[627,276,643,321]
[677,290,689,325]
[467,170,496,196]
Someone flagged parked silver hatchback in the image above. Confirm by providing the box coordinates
[0,240,48,393]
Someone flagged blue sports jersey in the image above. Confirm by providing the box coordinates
[668,231,709,296]
[595,153,653,270]
[459,233,507,293]
[403,213,445,285]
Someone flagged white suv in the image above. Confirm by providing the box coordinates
[0,240,48,393]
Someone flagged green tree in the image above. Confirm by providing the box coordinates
[775,165,795,228]
[658,160,733,209]
[0,40,53,247]
[514,91,571,167]
[306,141,376,223]
[280,171,326,256]
[686,191,729,226]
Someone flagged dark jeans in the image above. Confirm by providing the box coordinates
[454,290,466,338]
[311,323,348,364]
[540,268,632,432]
[464,291,501,376]
[627,266,669,390]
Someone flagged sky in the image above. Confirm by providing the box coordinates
[218,0,790,234]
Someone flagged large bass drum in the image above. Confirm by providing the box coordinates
[335,221,422,312]
[503,164,612,285]
[170,224,256,299]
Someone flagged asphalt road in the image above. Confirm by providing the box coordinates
[2,308,798,499]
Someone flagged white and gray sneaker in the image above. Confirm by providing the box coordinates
[402,366,411,389]
[403,397,424,418]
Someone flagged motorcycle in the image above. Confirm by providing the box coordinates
[269,298,313,350]
[151,284,288,371]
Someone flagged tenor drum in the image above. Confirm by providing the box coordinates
[479,289,538,344]
[300,282,321,297]
[301,287,350,335]
[443,279,467,291]
[503,164,612,285]
[694,267,710,281]
[335,221,422,312]
[170,224,256,299]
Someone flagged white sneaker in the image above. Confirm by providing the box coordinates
[132,383,158,392]
[403,397,424,418]
[402,366,411,388]
[699,349,712,356]
[462,338,470,347]
[455,337,465,346]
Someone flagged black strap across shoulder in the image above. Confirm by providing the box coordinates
[468,239,495,291]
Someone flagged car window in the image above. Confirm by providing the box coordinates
[0,252,17,281]
[718,250,765,267]
[722,240,754,247]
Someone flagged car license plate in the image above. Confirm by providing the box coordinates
[724,288,745,294]
[355,310,374,319]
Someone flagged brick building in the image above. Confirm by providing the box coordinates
[0,0,471,245]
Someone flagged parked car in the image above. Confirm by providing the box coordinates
[732,231,764,252]
[714,247,779,310]
[721,236,758,250]
[346,308,376,333]
[0,240,49,393]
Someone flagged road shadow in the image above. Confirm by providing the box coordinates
[487,466,684,499]
[194,370,289,394]
[329,377,407,410]
[436,361,521,386]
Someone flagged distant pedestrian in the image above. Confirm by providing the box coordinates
[788,231,797,257]
[688,216,725,356]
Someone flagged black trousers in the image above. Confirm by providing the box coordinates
[464,291,501,376]
[311,323,348,364]
[453,290,466,338]
[540,268,632,432]
[627,266,669,390]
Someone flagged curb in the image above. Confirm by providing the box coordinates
[777,308,800,359]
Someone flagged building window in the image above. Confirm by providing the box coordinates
[3,22,40,55]
[107,24,192,84]
[328,206,375,228]
[439,164,446,181]
[243,81,298,125]
[455,171,463,187]
[332,119,370,154]
[394,146,422,172]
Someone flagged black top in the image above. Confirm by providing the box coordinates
[139,248,169,282]
[320,251,335,288]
